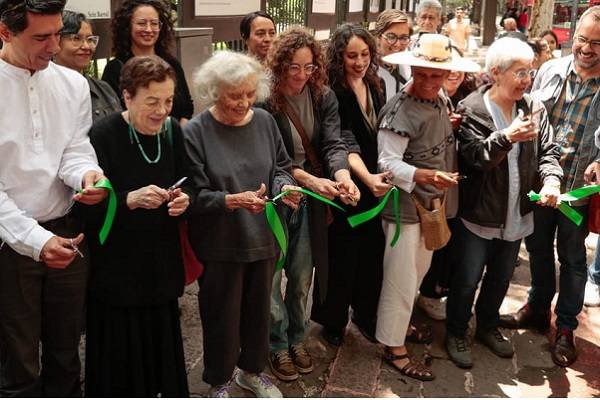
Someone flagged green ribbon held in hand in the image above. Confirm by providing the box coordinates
[265,188,345,271]
[527,184,600,226]
[347,186,401,247]
[81,178,117,244]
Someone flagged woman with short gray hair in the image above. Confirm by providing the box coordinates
[183,50,301,397]
[445,37,562,369]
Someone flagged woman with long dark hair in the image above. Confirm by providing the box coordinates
[310,23,388,346]
[261,28,360,382]
[102,0,194,123]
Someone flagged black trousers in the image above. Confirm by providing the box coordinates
[0,216,88,397]
[311,218,384,333]
[419,218,458,298]
[198,258,275,386]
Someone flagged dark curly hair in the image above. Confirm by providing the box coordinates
[327,23,381,93]
[266,27,328,113]
[111,0,174,59]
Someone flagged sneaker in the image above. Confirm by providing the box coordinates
[289,343,314,373]
[208,382,232,398]
[551,328,577,367]
[269,350,298,381]
[584,280,600,307]
[417,295,447,321]
[235,371,282,398]
[476,327,514,358]
[445,332,473,369]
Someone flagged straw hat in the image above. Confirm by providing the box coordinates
[382,33,481,73]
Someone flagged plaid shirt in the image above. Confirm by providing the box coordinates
[550,63,600,191]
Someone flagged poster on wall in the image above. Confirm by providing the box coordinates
[194,0,261,16]
[312,0,336,14]
[370,0,380,12]
[65,0,110,19]
[349,0,364,12]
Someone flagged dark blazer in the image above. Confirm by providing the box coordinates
[332,80,385,219]
[456,85,563,227]
[87,76,122,122]
[257,86,349,302]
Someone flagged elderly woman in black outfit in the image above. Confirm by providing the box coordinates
[54,10,121,121]
[310,24,389,346]
[183,50,301,398]
[84,56,190,397]
[263,28,360,383]
[102,0,193,123]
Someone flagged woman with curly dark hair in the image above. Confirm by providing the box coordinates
[260,28,360,382]
[101,0,194,123]
[310,23,388,347]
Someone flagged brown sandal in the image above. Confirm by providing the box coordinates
[383,349,435,381]
[406,324,433,344]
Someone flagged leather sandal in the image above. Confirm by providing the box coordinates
[406,324,433,344]
[383,348,435,381]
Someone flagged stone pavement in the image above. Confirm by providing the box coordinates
[180,235,600,398]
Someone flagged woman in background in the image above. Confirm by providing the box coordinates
[102,0,193,123]
[55,10,121,121]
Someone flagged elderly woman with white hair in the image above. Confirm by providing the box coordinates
[183,50,301,398]
[444,37,563,369]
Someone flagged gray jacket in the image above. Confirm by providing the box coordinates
[531,55,600,196]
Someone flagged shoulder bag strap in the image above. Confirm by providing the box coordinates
[284,100,323,177]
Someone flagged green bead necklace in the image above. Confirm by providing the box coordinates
[127,118,164,164]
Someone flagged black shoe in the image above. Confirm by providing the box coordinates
[498,304,550,332]
[321,327,344,346]
[551,328,577,367]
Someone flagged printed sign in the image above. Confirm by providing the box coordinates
[65,0,111,19]
[312,0,336,14]
[195,0,262,16]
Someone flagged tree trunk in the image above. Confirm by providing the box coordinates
[529,0,554,37]
[471,0,482,23]
[481,0,497,45]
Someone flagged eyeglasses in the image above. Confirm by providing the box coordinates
[512,69,536,80]
[287,63,318,75]
[62,34,100,48]
[574,35,600,51]
[133,18,162,31]
[382,33,411,45]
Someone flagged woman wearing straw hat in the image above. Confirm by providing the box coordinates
[376,33,480,381]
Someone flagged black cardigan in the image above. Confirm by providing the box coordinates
[257,86,349,302]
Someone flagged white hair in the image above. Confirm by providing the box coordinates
[192,50,271,107]
[417,0,443,17]
[485,37,534,74]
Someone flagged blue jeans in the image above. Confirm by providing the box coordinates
[525,205,589,330]
[588,235,600,284]
[269,204,314,352]
[446,219,521,337]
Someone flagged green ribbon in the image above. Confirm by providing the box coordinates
[266,188,345,271]
[527,184,600,226]
[81,178,116,244]
[347,186,401,247]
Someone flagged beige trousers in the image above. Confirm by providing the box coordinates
[375,221,433,347]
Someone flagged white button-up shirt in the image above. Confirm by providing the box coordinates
[0,59,102,261]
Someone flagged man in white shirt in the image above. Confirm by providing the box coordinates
[0,0,107,396]
[445,7,471,53]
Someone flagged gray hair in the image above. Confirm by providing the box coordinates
[485,37,534,73]
[578,5,600,27]
[416,0,442,17]
[192,50,271,107]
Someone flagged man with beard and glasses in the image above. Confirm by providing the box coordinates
[500,6,600,368]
